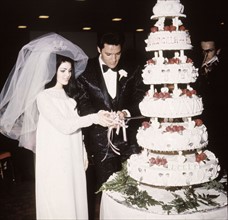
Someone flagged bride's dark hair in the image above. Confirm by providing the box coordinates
[45,54,77,99]
[0,33,88,152]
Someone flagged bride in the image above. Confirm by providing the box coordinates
[0,33,112,219]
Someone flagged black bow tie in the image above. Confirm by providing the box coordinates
[102,64,118,73]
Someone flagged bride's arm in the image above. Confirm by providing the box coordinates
[36,91,111,134]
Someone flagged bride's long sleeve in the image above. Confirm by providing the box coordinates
[36,90,100,134]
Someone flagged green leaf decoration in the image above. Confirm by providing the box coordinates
[202,179,225,191]
[98,162,226,214]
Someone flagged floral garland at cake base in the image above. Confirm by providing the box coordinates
[98,162,227,214]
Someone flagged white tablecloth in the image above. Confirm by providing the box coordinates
[100,192,228,220]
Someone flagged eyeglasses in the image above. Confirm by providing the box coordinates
[202,49,215,53]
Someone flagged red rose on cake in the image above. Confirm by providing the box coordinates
[147,59,156,65]
[149,156,168,167]
[164,25,170,31]
[165,125,185,133]
[194,119,203,126]
[142,121,150,129]
[195,151,208,163]
[181,88,197,97]
[153,91,171,99]
[169,25,177,31]
[179,25,186,31]
[150,26,158,32]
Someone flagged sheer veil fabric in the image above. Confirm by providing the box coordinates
[0,33,88,152]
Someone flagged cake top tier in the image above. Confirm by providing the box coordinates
[151,0,186,19]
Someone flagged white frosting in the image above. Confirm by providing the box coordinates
[151,0,186,19]
[127,150,220,187]
[139,94,203,118]
[126,0,221,192]
[145,31,192,51]
[142,62,198,85]
[137,121,208,151]
[146,2,191,51]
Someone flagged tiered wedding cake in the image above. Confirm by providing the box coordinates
[100,0,227,217]
[127,0,220,187]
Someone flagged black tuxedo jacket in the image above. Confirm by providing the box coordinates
[76,56,149,159]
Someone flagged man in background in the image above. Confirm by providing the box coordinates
[195,33,226,177]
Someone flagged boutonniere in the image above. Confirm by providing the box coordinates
[119,69,128,80]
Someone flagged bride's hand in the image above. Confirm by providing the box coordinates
[96,110,114,127]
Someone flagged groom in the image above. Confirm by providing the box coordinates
[76,32,148,220]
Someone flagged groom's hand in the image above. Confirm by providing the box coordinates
[117,110,128,120]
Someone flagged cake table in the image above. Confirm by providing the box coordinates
[100,189,227,220]
[99,168,227,220]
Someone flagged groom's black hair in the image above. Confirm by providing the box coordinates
[97,32,125,50]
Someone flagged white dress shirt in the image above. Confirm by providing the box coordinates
[99,56,131,117]
[99,57,117,99]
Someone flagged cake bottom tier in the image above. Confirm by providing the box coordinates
[127,150,220,187]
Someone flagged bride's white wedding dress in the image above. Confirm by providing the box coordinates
[36,88,97,220]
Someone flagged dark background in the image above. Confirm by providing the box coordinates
[1,0,227,81]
